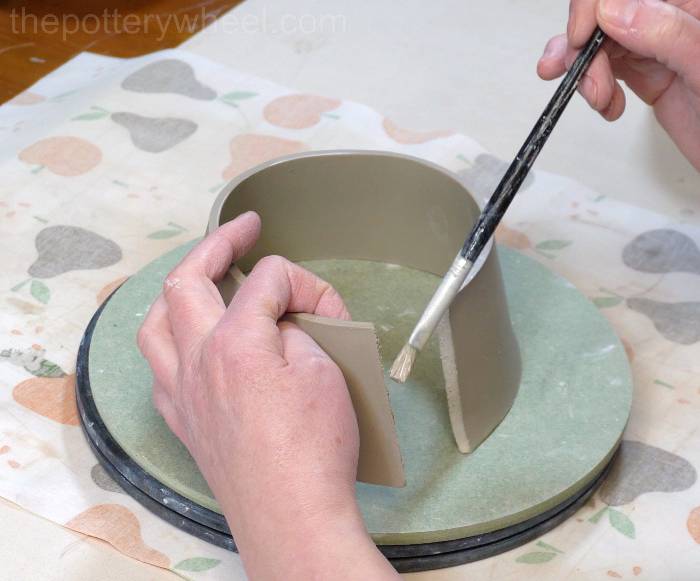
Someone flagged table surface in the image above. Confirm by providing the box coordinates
[0,0,242,104]
[1,1,699,579]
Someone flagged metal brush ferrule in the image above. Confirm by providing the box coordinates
[408,253,473,351]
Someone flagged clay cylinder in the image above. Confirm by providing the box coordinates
[208,150,521,473]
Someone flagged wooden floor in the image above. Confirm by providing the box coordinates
[0,0,242,103]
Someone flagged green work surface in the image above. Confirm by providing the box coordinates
[89,244,632,544]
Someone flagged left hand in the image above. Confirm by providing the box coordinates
[137,211,399,580]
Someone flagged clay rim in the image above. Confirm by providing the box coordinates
[207,149,494,300]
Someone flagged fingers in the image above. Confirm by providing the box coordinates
[541,0,700,117]
[597,0,700,87]
[163,211,261,356]
[137,294,178,391]
[220,255,350,351]
[573,49,617,112]
[138,296,185,440]
[537,34,569,79]
[568,0,599,47]
[238,256,350,321]
[601,81,627,120]
[538,34,626,118]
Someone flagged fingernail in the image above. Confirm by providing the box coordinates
[600,0,638,28]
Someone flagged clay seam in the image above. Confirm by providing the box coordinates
[437,312,471,453]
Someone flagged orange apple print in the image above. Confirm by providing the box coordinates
[97,275,129,304]
[13,374,79,425]
[688,507,700,543]
[495,224,531,250]
[19,136,102,176]
[382,118,453,144]
[7,91,45,105]
[263,94,341,129]
[222,134,305,180]
[66,504,170,568]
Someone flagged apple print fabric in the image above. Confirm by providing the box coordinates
[1,49,700,580]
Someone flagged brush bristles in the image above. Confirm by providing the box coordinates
[390,344,418,383]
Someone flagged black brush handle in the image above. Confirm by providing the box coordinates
[461,27,606,261]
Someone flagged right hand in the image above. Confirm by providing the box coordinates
[537,0,700,170]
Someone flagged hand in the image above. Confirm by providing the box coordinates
[137,211,399,580]
[538,0,700,170]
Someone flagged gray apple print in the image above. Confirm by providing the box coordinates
[111,112,197,153]
[90,464,124,494]
[600,440,696,506]
[28,225,122,278]
[622,229,700,274]
[627,298,700,345]
[121,59,216,100]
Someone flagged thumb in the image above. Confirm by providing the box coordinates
[598,0,700,84]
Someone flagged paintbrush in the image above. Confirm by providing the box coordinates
[390,27,607,383]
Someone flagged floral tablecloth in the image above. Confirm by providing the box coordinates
[1,49,699,580]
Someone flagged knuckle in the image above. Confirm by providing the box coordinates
[257,254,287,272]
[305,353,342,381]
[162,267,185,294]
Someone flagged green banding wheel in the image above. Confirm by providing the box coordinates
[77,243,631,570]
